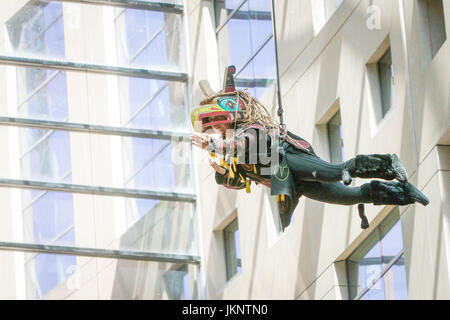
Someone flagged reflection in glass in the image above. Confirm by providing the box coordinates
[24,191,74,245]
[122,137,192,193]
[346,208,408,300]
[115,7,185,71]
[224,218,242,280]
[121,199,197,255]
[25,252,198,299]
[378,49,395,117]
[119,77,188,132]
[2,190,197,256]
[360,276,386,300]
[7,1,77,299]
[6,1,65,58]
[163,265,191,299]
[22,130,72,182]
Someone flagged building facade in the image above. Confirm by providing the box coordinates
[0,0,448,300]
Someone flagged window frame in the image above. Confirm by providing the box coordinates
[326,110,344,164]
[346,207,408,300]
[223,217,242,281]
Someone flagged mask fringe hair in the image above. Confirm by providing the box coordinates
[199,89,279,131]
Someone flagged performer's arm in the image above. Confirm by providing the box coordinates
[191,129,260,160]
[205,134,247,158]
[209,159,245,190]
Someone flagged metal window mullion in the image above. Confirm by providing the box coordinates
[19,116,70,160]
[22,169,73,212]
[20,128,54,160]
[0,55,187,81]
[0,116,190,142]
[354,249,404,300]
[23,13,63,51]
[226,10,272,21]
[124,140,171,185]
[24,225,76,264]
[0,178,196,202]
[17,70,61,110]
[234,77,275,88]
[127,26,165,64]
[234,33,273,78]
[0,241,200,264]
[215,0,248,34]
[123,83,169,127]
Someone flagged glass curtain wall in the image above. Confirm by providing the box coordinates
[214,0,276,99]
[0,0,197,300]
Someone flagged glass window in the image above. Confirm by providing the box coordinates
[327,111,344,164]
[346,207,408,300]
[3,1,185,70]
[122,137,192,194]
[6,1,66,58]
[24,253,198,300]
[115,7,185,70]
[16,68,68,123]
[421,0,447,58]
[6,1,76,299]
[162,265,192,299]
[28,251,76,299]
[0,191,197,256]
[224,217,242,280]
[215,0,276,100]
[377,49,396,118]
[116,5,191,210]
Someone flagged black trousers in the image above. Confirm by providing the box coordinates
[284,147,372,205]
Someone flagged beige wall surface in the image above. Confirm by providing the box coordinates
[187,0,449,300]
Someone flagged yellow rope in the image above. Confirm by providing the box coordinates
[246,179,251,193]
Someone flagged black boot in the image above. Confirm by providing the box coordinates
[362,180,429,206]
[342,154,408,185]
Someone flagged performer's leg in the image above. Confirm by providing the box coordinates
[342,154,408,185]
[284,151,344,183]
[298,181,370,205]
[297,180,429,206]
[284,147,408,185]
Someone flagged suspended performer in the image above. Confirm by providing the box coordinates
[190,66,429,231]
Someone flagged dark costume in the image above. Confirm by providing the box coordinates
[191,66,429,231]
[209,122,428,230]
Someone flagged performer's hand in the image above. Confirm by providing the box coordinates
[209,159,226,175]
[190,133,211,150]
